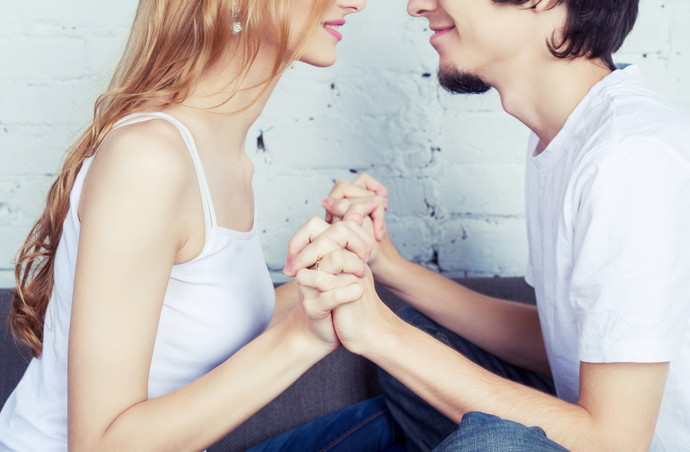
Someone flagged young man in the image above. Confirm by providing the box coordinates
[285,0,690,450]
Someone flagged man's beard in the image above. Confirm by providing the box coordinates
[438,66,491,95]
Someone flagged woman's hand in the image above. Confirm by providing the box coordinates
[288,247,369,351]
[285,215,398,357]
[282,217,373,352]
[284,217,372,278]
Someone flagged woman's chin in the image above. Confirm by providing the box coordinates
[299,53,337,68]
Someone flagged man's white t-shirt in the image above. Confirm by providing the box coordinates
[525,64,690,450]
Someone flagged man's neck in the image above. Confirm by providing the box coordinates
[495,58,613,153]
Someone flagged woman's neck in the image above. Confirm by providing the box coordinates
[170,43,286,157]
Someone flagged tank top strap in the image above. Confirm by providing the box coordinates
[112,112,216,243]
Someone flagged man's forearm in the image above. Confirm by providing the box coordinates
[366,319,655,452]
[376,256,548,374]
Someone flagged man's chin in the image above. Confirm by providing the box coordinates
[438,66,491,95]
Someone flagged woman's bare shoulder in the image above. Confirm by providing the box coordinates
[79,118,198,231]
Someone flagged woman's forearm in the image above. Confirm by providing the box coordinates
[70,319,328,452]
[268,280,299,329]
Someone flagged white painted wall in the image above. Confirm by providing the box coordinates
[1,0,689,287]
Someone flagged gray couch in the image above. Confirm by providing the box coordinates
[0,277,535,451]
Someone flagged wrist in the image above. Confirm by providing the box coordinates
[275,312,335,364]
[360,312,408,362]
[371,248,407,288]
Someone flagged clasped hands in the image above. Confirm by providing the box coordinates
[283,174,396,355]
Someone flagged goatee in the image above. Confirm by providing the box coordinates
[438,66,491,95]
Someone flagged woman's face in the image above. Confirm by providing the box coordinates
[294,0,367,67]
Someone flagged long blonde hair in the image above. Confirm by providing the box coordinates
[11,0,330,357]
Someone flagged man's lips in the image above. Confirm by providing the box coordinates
[430,25,455,43]
[323,20,346,41]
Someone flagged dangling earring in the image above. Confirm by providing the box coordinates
[232,0,243,35]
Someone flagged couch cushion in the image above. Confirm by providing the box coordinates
[0,290,31,408]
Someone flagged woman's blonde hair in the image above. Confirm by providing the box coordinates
[10,0,330,357]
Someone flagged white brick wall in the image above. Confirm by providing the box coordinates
[1,0,689,287]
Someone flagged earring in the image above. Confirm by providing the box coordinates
[232,0,243,34]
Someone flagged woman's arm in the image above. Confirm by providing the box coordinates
[67,124,355,452]
[267,280,299,329]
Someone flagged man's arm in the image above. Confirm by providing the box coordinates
[376,255,548,376]
[287,214,668,451]
[366,315,667,452]
[321,175,548,375]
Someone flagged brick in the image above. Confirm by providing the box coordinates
[0,270,14,289]
[437,111,530,165]
[0,125,75,175]
[21,1,138,33]
[0,81,96,125]
[618,0,671,55]
[438,217,528,277]
[0,37,86,81]
[386,215,436,264]
[0,227,28,275]
[438,163,526,217]
[0,176,52,227]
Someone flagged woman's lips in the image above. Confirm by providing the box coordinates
[323,20,345,41]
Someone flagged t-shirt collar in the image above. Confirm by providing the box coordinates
[529,64,644,169]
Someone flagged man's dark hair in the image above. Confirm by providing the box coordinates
[493,0,639,70]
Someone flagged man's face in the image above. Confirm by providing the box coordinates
[407,0,539,94]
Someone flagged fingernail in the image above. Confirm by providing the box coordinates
[322,198,333,208]
[368,198,378,206]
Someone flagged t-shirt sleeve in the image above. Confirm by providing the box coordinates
[570,137,690,363]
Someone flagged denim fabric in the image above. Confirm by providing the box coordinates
[379,305,565,452]
[246,396,402,452]
[434,412,568,452]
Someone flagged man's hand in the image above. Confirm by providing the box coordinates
[323,173,389,240]
[321,174,403,282]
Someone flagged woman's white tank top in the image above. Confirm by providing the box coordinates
[0,112,276,451]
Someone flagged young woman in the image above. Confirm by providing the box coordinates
[0,0,400,450]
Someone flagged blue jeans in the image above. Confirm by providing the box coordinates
[246,396,403,452]
[378,306,569,452]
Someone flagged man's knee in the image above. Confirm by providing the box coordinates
[434,412,568,452]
